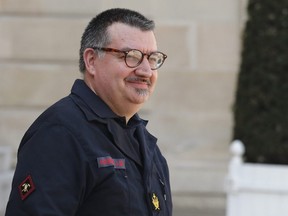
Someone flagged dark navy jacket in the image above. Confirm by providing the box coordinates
[5,79,172,216]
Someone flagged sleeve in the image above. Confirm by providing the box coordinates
[5,124,89,216]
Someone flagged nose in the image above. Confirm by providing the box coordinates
[135,57,153,77]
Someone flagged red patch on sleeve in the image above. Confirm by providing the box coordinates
[18,175,36,200]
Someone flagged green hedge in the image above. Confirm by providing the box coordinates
[233,0,288,164]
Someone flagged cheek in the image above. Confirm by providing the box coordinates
[93,69,114,92]
[151,72,158,85]
[105,69,128,90]
[149,73,158,94]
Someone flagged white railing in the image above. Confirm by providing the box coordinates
[226,140,288,216]
[0,146,14,214]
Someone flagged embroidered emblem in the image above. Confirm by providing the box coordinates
[97,156,126,169]
[18,175,35,200]
[152,193,160,211]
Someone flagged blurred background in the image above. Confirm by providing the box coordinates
[0,0,248,215]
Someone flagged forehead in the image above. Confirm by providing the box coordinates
[107,22,157,50]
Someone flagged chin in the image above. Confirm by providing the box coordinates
[135,88,150,96]
[126,88,150,104]
[131,95,149,105]
[133,98,148,105]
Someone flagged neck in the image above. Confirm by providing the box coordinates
[109,103,142,124]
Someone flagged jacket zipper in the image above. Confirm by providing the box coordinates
[158,176,167,201]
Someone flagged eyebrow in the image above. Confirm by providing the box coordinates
[121,47,159,54]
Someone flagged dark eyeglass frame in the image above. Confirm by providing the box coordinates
[91,47,167,70]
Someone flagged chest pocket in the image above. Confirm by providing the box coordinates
[82,156,129,215]
[95,156,128,184]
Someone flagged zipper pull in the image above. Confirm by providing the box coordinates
[159,178,167,201]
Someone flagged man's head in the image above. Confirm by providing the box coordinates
[79,8,166,121]
[79,8,155,73]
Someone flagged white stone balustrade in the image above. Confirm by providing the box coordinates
[226,140,288,216]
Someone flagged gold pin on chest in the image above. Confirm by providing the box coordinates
[152,193,160,211]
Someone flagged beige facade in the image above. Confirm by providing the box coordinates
[0,0,248,212]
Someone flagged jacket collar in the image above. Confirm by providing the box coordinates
[70,79,148,126]
[70,79,118,120]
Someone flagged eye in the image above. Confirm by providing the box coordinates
[125,50,142,66]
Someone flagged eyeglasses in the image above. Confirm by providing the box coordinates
[92,47,167,70]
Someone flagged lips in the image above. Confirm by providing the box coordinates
[125,77,151,86]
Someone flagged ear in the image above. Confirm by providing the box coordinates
[83,48,97,75]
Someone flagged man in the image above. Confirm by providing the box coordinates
[5,8,172,216]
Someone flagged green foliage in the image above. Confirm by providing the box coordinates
[233,0,288,164]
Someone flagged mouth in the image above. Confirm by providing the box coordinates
[125,77,151,88]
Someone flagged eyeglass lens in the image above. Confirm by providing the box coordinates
[125,50,165,70]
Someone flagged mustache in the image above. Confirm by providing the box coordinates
[125,77,151,85]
